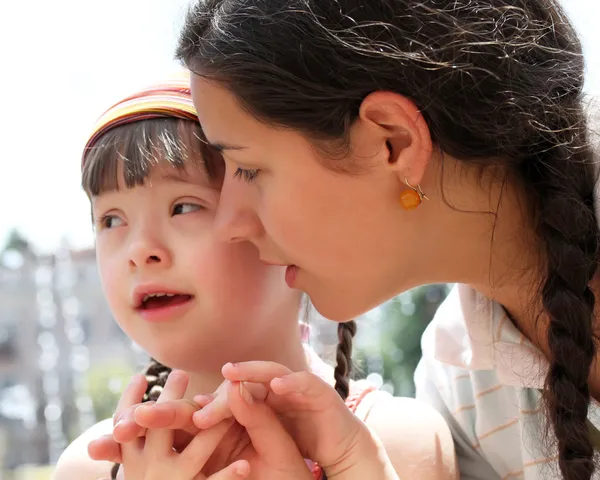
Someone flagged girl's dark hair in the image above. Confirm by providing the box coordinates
[82,118,222,196]
[334,321,357,400]
[176,1,600,478]
[110,360,172,479]
[303,296,357,401]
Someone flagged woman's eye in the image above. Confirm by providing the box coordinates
[233,168,260,183]
[172,203,203,215]
[99,215,123,229]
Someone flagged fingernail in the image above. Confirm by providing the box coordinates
[235,462,249,477]
[239,382,253,404]
[193,410,207,425]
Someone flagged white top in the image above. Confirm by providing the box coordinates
[415,283,600,479]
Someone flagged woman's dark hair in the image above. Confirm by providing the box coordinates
[177,1,599,478]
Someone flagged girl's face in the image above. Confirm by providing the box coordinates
[92,161,302,372]
[191,76,432,321]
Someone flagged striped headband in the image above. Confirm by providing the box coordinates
[82,71,198,169]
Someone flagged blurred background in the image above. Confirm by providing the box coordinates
[0,0,598,478]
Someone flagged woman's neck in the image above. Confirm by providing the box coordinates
[426,157,600,397]
[419,158,542,341]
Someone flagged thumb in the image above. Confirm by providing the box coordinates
[88,434,122,463]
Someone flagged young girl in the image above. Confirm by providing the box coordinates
[173,1,600,479]
[51,75,456,480]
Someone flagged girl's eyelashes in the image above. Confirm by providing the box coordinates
[94,201,204,230]
[172,202,204,215]
[97,214,123,230]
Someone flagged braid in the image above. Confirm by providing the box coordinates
[111,359,172,479]
[333,321,357,400]
[142,359,173,402]
[520,107,599,480]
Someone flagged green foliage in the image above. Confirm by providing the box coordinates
[354,285,449,396]
[2,229,31,254]
[82,362,134,421]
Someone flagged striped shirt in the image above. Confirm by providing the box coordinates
[415,283,600,479]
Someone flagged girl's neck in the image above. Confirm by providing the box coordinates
[182,323,310,399]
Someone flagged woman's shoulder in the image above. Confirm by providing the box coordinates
[52,418,114,480]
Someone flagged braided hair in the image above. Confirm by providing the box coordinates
[333,321,357,401]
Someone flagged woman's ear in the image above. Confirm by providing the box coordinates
[359,91,432,185]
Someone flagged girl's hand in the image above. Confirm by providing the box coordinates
[90,371,317,480]
[132,377,317,479]
[106,370,250,480]
[117,363,398,479]
[88,373,198,464]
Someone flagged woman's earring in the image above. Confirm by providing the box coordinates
[399,179,428,210]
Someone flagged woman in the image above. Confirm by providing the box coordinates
[174,0,600,479]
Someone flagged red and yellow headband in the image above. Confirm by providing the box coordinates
[82,71,198,169]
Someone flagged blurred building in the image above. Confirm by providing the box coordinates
[0,242,135,470]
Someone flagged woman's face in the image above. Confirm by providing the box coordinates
[190,75,431,320]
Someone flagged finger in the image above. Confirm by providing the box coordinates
[221,361,293,384]
[114,374,147,424]
[156,369,189,403]
[88,435,122,463]
[112,374,148,444]
[114,401,153,425]
[205,460,250,480]
[193,393,215,408]
[270,371,341,409]
[193,392,232,429]
[227,382,308,469]
[135,398,199,431]
[178,419,235,475]
[113,404,149,443]
[194,376,269,429]
[145,370,189,453]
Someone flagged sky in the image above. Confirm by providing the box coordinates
[1,0,599,253]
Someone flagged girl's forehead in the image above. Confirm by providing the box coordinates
[104,160,212,193]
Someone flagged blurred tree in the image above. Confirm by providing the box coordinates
[2,229,32,254]
[1,229,35,268]
[82,362,134,424]
[354,285,450,397]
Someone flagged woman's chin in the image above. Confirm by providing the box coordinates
[310,294,371,323]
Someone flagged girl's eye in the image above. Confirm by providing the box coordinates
[172,203,203,215]
[99,215,123,230]
[233,168,260,183]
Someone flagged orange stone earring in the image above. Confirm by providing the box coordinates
[399,178,428,210]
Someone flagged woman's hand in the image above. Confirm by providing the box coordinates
[221,362,398,479]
